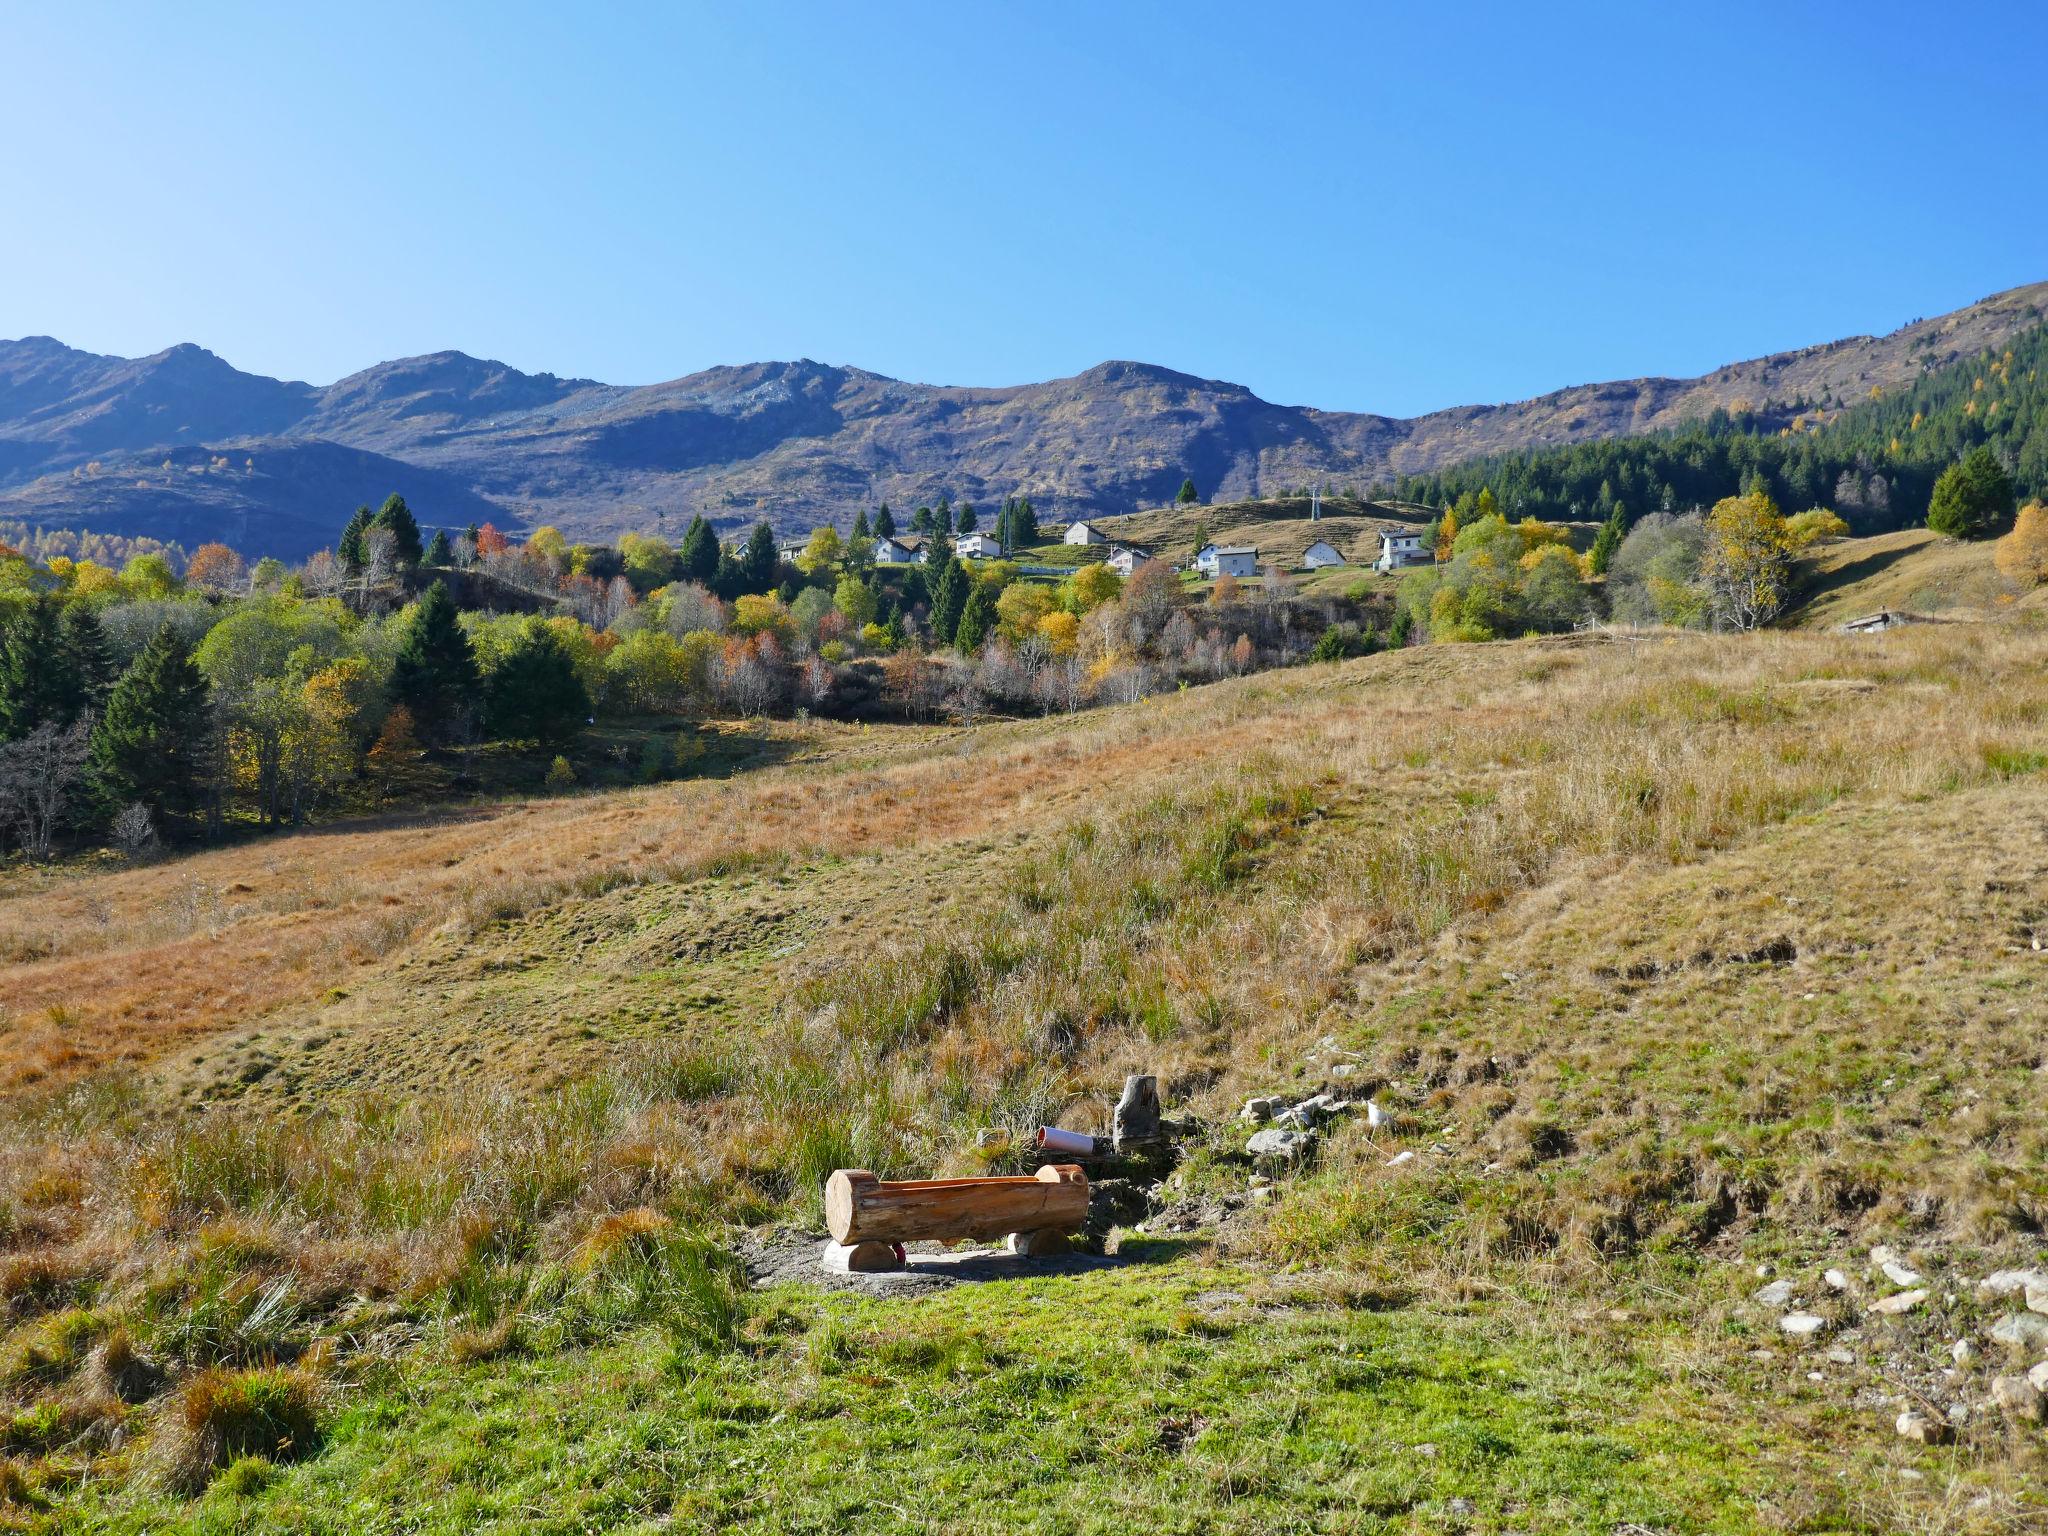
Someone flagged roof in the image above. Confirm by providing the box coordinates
[1214,546,1258,557]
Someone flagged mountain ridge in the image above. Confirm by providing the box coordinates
[3,280,2043,558]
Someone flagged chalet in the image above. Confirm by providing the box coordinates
[872,536,919,566]
[1374,526,1430,573]
[1301,539,1346,570]
[956,531,1004,559]
[1064,521,1108,546]
[1195,544,1259,579]
[1103,544,1153,576]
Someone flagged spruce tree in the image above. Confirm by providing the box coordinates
[0,597,69,741]
[954,582,997,652]
[424,529,453,566]
[929,556,970,646]
[56,604,116,722]
[740,522,779,594]
[873,504,896,539]
[679,515,721,583]
[371,493,424,566]
[389,581,480,740]
[1927,446,2015,540]
[852,507,871,540]
[88,624,212,835]
[956,502,977,535]
[1177,477,1199,504]
[484,621,589,745]
[1012,497,1038,545]
[1589,501,1627,576]
[338,505,373,570]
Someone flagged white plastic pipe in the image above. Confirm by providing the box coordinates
[1035,1126,1097,1156]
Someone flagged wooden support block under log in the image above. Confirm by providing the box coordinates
[822,1240,905,1274]
[1006,1229,1069,1257]
[825,1164,1089,1246]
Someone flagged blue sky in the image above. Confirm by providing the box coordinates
[3,1,2043,416]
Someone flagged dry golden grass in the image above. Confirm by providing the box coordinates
[1791,526,2048,627]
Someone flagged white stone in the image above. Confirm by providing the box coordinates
[1870,1289,1928,1317]
[1823,1269,1850,1291]
[1951,1339,1975,1365]
[1246,1127,1316,1161]
[1825,1347,1856,1365]
[1870,1244,1903,1268]
[1755,1279,1797,1308]
[1990,1313,2048,1350]
[1385,1150,1416,1168]
[1976,1268,2046,1299]
[1240,1096,1281,1124]
[1881,1260,1923,1287]
[1991,1374,2045,1422]
[1896,1408,1951,1444]
[1781,1313,1828,1337]
[2028,1281,2048,1316]
[2027,1360,2048,1393]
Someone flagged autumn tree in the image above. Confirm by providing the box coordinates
[1994,502,2048,587]
[797,525,844,575]
[1701,490,1795,631]
[186,541,247,594]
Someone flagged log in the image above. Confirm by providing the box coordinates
[825,1165,1089,1246]
[822,1240,905,1274]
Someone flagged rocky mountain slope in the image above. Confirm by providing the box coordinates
[3,282,2042,558]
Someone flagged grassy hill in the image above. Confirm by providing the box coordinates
[1789,527,2048,627]
[3,623,2047,1528]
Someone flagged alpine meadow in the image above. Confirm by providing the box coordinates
[3,6,2047,1533]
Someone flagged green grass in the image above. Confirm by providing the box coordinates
[56,1257,1928,1534]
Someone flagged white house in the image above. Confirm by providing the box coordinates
[1064,521,1107,546]
[1374,527,1430,573]
[1103,544,1153,576]
[956,531,1004,559]
[872,536,919,566]
[1302,540,1346,570]
[1195,544,1259,579]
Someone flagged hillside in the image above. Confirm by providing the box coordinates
[1788,527,2048,627]
[3,623,2046,1528]
[2,281,2041,558]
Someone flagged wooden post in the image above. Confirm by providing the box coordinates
[825,1164,1089,1246]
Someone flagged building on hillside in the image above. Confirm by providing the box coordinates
[956,531,1004,559]
[1301,539,1346,570]
[1195,543,1259,579]
[872,536,919,566]
[1063,521,1107,545]
[1374,526,1430,573]
[776,537,810,560]
[1103,544,1153,576]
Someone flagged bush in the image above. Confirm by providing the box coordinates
[545,755,576,790]
[1926,446,2015,540]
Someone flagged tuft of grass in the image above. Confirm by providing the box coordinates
[158,1366,321,1494]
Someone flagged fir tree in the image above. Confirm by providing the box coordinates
[1927,446,2015,540]
[954,582,997,652]
[371,493,424,566]
[1176,477,1199,504]
[484,621,589,745]
[1589,501,1627,576]
[88,624,212,835]
[423,529,453,566]
[740,522,779,594]
[852,507,871,540]
[0,596,69,741]
[928,556,970,645]
[873,504,896,539]
[389,581,481,740]
[679,515,722,583]
[338,505,373,570]
[956,502,977,535]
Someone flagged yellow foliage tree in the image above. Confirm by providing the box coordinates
[1701,490,1795,631]
[1994,502,2048,588]
[1036,610,1080,656]
[995,581,1055,641]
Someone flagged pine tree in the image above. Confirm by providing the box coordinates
[873,504,896,539]
[1589,500,1627,576]
[88,624,212,835]
[338,505,373,570]
[912,507,934,536]
[371,493,424,566]
[956,502,977,535]
[0,596,69,741]
[423,529,453,566]
[484,621,589,745]
[1013,496,1038,545]
[679,516,721,583]
[928,556,970,645]
[1177,477,1199,505]
[852,508,871,540]
[389,581,481,740]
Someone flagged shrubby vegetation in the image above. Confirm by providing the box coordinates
[0,493,1382,856]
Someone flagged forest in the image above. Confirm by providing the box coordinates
[1389,320,2048,532]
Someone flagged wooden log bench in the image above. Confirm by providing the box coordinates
[822,1165,1089,1273]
